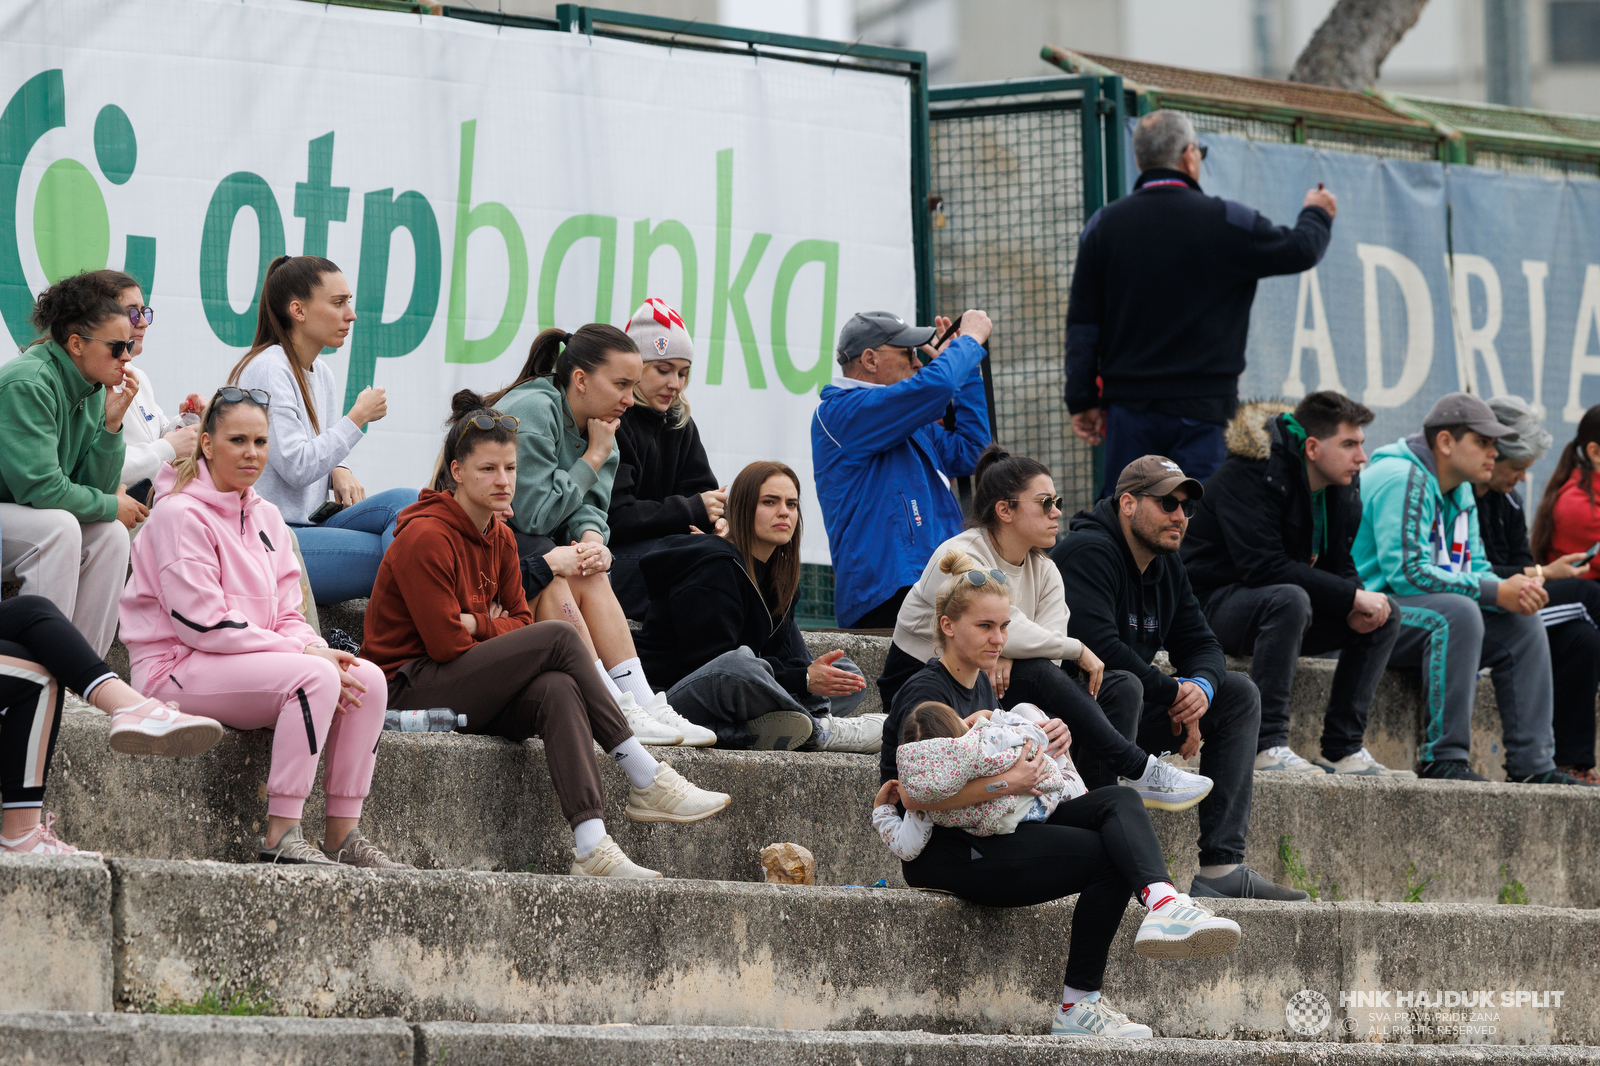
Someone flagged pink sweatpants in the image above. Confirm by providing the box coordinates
[148,651,387,820]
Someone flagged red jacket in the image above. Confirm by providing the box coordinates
[1547,467,1600,580]
[363,489,533,678]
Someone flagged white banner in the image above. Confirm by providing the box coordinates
[0,0,917,564]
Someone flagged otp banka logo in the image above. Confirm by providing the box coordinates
[0,70,155,349]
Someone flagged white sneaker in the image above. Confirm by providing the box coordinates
[624,762,730,823]
[813,713,886,753]
[1254,745,1320,774]
[108,699,225,758]
[570,835,661,878]
[1314,747,1417,779]
[1134,892,1242,959]
[643,691,715,747]
[1120,753,1213,812]
[1051,991,1152,1038]
[618,691,682,745]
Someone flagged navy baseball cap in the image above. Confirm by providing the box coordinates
[836,311,937,365]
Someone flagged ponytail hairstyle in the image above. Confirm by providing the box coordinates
[932,548,1012,649]
[171,388,270,496]
[1531,404,1600,561]
[725,460,803,621]
[485,323,638,405]
[899,701,969,744]
[430,390,519,492]
[227,255,342,434]
[29,270,128,348]
[970,443,1052,551]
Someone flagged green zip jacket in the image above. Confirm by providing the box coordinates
[0,340,126,523]
[496,376,617,543]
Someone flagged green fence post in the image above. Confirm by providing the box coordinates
[1101,75,1126,202]
[912,62,934,326]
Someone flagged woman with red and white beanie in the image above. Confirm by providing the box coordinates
[608,299,724,621]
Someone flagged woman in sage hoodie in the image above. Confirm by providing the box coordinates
[488,323,698,745]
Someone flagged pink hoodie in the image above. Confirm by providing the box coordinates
[120,459,321,691]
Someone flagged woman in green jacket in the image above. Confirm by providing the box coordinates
[0,270,149,656]
[488,323,703,746]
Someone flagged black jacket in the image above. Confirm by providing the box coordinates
[608,406,718,546]
[1181,404,1363,617]
[634,534,810,694]
[1476,486,1535,578]
[1064,169,1332,412]
[1051,498,1225,705]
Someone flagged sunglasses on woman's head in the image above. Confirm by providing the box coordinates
[962,568,1009,588]
[213,386,270,407]
[467,414,519,431]
[126,305,153,327]
[1145,493,1197,517]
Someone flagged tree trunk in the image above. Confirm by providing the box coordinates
[1288,0,1431,90]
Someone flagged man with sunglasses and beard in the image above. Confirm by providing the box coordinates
[1053,456,1308,901]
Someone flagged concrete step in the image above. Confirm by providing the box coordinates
[43,711,1600,906]
[2,1013,1598,1066]
[3,855,1596,1044]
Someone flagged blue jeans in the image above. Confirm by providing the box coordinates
[1099,405,1227,498]
[290,488,418,604]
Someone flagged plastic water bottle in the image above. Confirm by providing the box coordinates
[383,708,466,732]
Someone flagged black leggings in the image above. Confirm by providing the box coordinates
[1545,578,1600,769]
[0,596,116,808]
[901,785,1170,991]
[1002,658,1150,783]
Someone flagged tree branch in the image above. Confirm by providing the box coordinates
[1288,0,1431,90]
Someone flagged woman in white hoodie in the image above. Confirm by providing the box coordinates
[111,276,202,488]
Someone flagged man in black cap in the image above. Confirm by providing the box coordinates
[1053,455,1308,901]
[811,309,991,630]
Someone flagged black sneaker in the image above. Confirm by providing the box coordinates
[1190,864,1310,902]
[1416,759,1488,782]
[1507,769,1600,787]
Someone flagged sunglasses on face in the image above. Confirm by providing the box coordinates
[213,386,271,407]
[467,414,520,431]
[126,305,154,327]
[1192,142,1209,160]
[961,568,1009,588]
[1008,494,1064,513]
[85,336,135,359]
[1145,493,1198,517]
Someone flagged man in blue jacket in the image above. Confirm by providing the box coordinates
[812,308,992,629]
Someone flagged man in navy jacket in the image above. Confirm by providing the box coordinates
[1065,109,1337,489]
[812,309,992,629]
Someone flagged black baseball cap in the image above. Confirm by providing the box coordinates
[836,311,937,365]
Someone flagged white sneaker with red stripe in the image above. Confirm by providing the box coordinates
[1134,892,1241,958]
[0,812,101,858]
[108,699,224,758]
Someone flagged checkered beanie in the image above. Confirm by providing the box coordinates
[624,298,692,363]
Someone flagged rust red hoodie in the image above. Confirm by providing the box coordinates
[363,488,533,679]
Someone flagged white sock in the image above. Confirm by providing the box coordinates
[595,659,626,702]
[607,657,655,708]
[608,736,660,789]
[1062,984,1093,1010]
[1198,863,1240,879]
[572,817,607,859]
[1140,881,1178,911]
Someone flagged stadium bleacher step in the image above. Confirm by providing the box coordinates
[2,1012,1598,1066]
[2,854,1596,1044]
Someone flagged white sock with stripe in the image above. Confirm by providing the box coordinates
[1140,881,1179,912]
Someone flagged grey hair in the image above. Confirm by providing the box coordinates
[1133,110,1198,172]
[1488,394,1552,464]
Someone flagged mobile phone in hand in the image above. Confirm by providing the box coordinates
[1584,541,1600,562]
[309,500,346,524]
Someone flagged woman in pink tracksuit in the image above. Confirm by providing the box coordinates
[120,386,408,868]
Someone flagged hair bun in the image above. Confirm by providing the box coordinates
[937,548,976,576]
[448,388,489,421]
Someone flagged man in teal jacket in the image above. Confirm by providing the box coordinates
[1353,393,1579,784]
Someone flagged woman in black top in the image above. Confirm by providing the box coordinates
[1480,396,1600,781]
[607,300,723,619]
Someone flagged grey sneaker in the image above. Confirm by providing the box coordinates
[1190,864,1309,902]
[812,713,886,753]
[259,825,337,866]
[319,828,414,869]
[1313,747,1416,779]
[746,710,814,751]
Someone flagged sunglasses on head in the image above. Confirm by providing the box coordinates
[213,386,270,407]
[126,305,153,327]
[961,568,1009,588]
[85,336,134,359]
[1144,493,1197,517]
[466,413,519,431]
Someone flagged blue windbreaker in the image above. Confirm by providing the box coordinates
[811,336,991,627]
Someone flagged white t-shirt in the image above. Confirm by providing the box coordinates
[232,346,363,524]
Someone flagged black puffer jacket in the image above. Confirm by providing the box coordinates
[634,534,810,694]
[1476,486,1536,578]
[1181,402,1363,618]
[608,405,718,545]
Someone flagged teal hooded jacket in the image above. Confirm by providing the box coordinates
[496,375,618,544]
[1352,433,1500,607]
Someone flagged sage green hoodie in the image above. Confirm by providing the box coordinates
[0,340,125,523]
[496,375,618,543]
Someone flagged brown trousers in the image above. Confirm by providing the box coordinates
[388,620,632,826]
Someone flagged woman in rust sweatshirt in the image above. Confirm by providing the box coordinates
[363,390,728,878]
